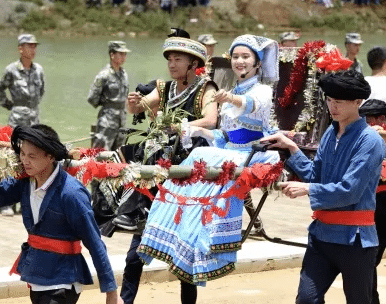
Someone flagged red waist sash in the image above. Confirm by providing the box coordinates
[312,210,375,226]
[376,184,386,193]
[10,234,82,275]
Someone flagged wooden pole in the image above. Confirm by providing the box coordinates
[65,159,245,180]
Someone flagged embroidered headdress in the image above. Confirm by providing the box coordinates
[163,37,207,68]
[229,34,279,83]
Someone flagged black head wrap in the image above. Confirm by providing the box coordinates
[11,125,68,161]
[359,99,386,116]
[318,70,371,101]
[168,28,190,39]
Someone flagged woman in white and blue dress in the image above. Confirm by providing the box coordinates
[137,34,280,301]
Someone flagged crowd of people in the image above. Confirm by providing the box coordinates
[0,28,386,304]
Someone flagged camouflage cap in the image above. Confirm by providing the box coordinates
[108,41,131,53]
[197,34,218,45]
[345,33,364,44]
[278,32,300,42]
[18,34,39,45]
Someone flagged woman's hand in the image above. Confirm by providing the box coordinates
[277,181,309,199]
[213,89,232,106]
[189,126,203,138]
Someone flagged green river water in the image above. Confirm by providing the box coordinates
[0,33,385,146]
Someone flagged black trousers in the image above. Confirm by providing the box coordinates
[120,235,197,304]
[30,286,80,304]
[296,233,377,304]
[372,191,386,304]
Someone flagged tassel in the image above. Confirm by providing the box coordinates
[174,207,183,224]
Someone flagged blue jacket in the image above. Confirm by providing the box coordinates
[0,165,117,292]
[287,117,385,248]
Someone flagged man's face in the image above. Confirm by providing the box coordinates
[18,43,37,60]
[326,97,361,123]
[19,140,54,178]
[282,40,297,48]
[110,51,127,67]
[167,52,193,80]
[345,43,361,57]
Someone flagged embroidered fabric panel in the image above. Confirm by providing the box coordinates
[167,76,207,109]
[143,224,241,265]
[137,244,236,284]
[210,216,242,237]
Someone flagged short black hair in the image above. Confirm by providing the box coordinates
[367,46,386,70]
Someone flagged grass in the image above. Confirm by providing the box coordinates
[20,0,171,34]
[14,0,386,34]
[20,0,44,6]
[21,10,57,31]
[290,11,364,32]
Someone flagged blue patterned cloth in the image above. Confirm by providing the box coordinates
[137,81,279,286]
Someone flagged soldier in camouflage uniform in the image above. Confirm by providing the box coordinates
[0,34,45,128]
[345,32,364,75]
[87,41,130,150]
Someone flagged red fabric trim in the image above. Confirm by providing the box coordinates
[377,184,386,193]
[10,235,81,276]
[312,210,375,226]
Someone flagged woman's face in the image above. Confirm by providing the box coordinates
[231,46,258,81]
[167,52,193,81]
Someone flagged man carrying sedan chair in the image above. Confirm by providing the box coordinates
[262,70,385,304]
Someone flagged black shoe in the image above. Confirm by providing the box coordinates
[113,214,140,230]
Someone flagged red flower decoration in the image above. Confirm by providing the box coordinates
[105,162,127,177]
[80,160,110,185]
[0,134,10,142]
[78,148,105,158]
[0,125,13,142]
[172,160,207,186]
[213,161,236,185]
[315,49,353,72]
[278,40,326,108]
[156,158,172,169]
[195,67,205,76]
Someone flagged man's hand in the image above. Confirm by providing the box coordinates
[371,125,384,132]
[260,132,299,155]
[127,92,142,105]
[106,290,118,304]
[277,181,309,199]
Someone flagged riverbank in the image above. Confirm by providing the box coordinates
[1,0,386,38]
